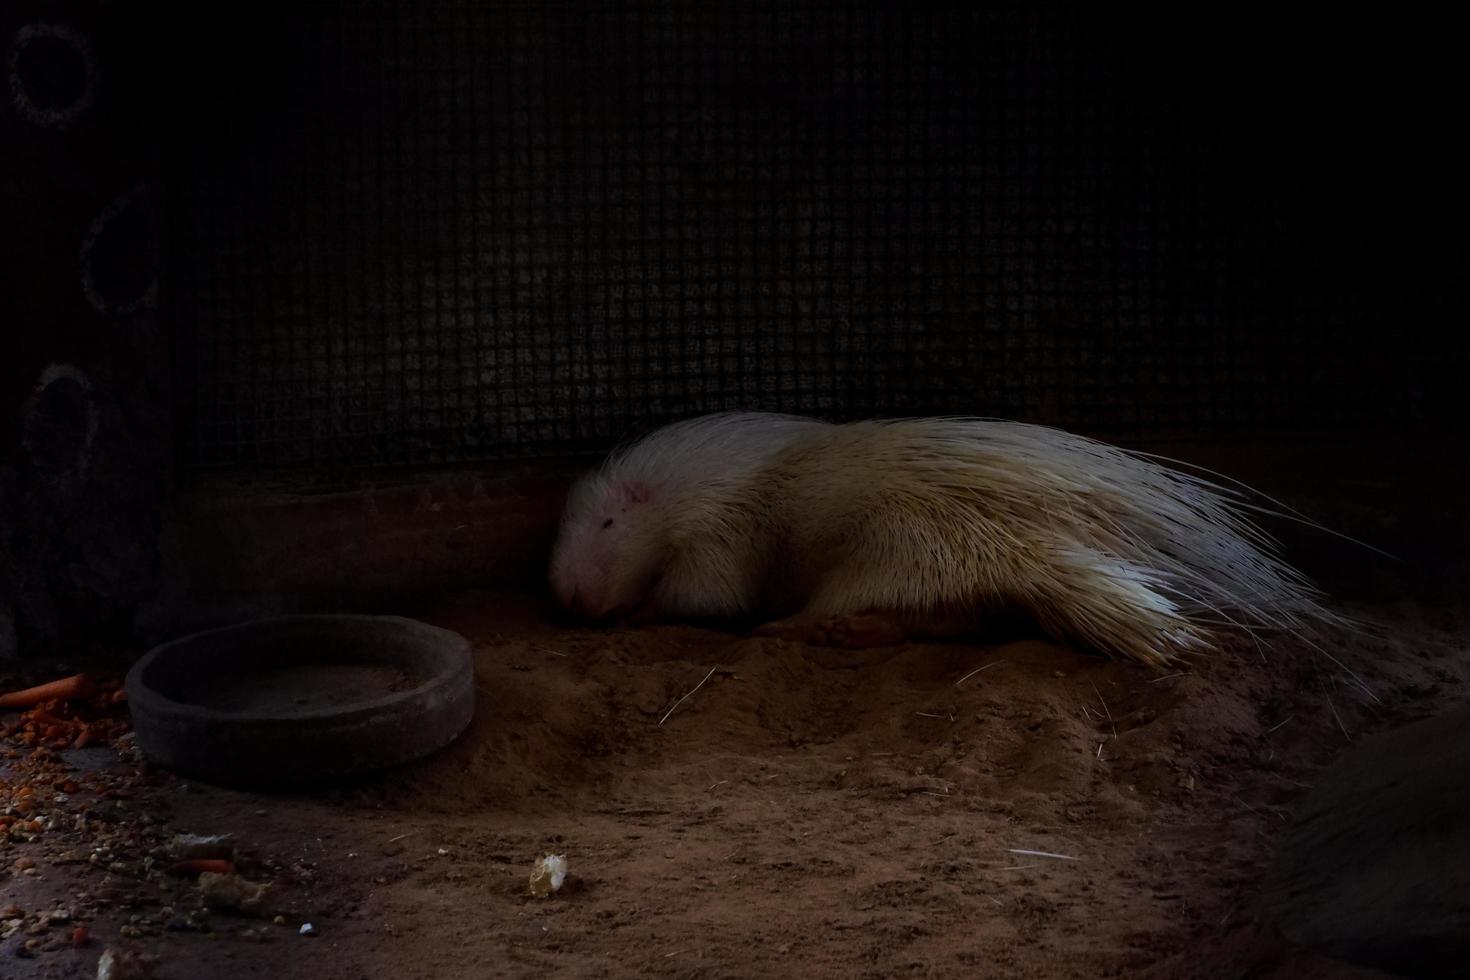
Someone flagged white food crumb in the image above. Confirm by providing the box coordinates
[529,853,568,897]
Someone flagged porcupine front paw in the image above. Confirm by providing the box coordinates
[754,613,908,649]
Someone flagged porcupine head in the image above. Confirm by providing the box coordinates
[549,468,665,622]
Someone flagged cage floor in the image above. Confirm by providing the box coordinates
[6,565,1465,978]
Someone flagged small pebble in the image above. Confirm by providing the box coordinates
[272,915,286,926]
[299,923,315,937]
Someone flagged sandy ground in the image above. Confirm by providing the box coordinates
[4,562,1467,979]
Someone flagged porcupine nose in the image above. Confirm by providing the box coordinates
[550,569,584,617]
[566,585,603,621]
[552,568,609,620]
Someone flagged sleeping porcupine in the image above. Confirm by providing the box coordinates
[548,411,1349,668]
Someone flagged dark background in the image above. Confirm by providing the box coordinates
[3,1,1466,655]
[161,1,1468,468]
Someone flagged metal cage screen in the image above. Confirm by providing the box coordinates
[164,1,1466,470]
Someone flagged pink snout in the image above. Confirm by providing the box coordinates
[551,570,612,621]
[568,587,607,620]
[551,561,659,623]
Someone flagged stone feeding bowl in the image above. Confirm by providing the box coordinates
[125,615,475,788]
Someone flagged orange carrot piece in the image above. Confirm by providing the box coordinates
[0,674,94,710]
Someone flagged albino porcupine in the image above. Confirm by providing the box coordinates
[548,411,1350,668]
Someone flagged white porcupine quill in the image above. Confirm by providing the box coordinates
[551,412,1377,691]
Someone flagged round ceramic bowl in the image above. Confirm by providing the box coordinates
[125,614,474,787]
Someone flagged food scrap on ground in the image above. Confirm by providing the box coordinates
[1,671,291,971]
[0,674,100,711]
[528,853,568,898]
[197,871,273,916]
[2,674,136,840]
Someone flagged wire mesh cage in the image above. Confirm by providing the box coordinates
[163,1,1466,471]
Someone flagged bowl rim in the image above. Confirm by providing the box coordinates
[124,613,473,724]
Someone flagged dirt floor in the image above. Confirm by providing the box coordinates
[4,447,1469,979]
[2,581,1466,979]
